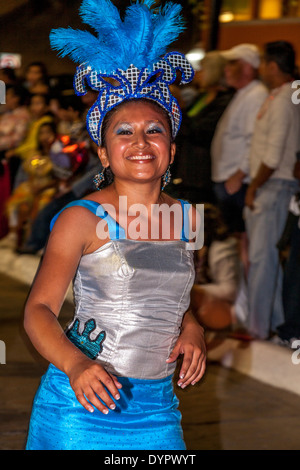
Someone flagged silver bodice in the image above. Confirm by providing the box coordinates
[52,200,195,380]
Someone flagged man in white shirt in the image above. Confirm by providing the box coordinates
[211,44,268,234]
[245,41,300,340]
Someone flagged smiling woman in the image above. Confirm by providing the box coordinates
[95,97,175,191]
[97,100,175,192]
[24,0,206,451]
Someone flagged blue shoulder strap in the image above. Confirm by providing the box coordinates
[50,199,190,242]
[178,199,191,242]
[50,200,126,240]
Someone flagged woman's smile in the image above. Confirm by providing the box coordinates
[125,154,156,162]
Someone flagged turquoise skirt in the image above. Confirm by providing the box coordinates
[25,364,186,450]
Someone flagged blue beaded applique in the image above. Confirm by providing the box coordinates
[66,318,106,360]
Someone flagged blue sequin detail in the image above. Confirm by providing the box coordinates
[66,318,106,360]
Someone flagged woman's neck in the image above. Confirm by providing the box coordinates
[111,180,165,209]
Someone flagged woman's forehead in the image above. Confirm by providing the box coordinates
[109,100,169,125]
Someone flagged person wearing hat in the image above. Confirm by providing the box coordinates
[210,43,268,241]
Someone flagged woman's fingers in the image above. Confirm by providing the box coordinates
[178,347,206,388]
[191,360,206,385]
[74,379,120,414]
[187,356,206,386]
[92,380,118,410]
[75,388,96,413]
[70,362,122,413]
[98,372,122,401]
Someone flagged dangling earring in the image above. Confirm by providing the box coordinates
[93,168,105,190]
[161,165,171,191]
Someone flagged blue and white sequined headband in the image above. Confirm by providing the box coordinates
[50,0,194,146]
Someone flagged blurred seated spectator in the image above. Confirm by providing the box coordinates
[0,84,30,191]
[23,61,49,95]
[0,85,30,153]
[48,126,89,197]
[1,122,58,249]
[52,94,88,142]
[190,203,241,330]
[0,160,10,239]
[5,93,54,188]
[0,68,19,115]
[174,51,234,204]
[0,121,89,250]
[17,150,102,255]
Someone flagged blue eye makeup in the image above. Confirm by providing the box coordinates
[146,122,165,134]
[113,121,166,136]
[115,123,134,135]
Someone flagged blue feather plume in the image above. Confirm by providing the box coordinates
[122,2,154,68]
[79,0,123,35]
[50,27,127,71]
[146,3,185,65]
[49,0,185,72]
[79,0,130,66]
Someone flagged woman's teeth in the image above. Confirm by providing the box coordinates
[127,155,155,160]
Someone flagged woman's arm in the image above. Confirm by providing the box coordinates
[166,203,206,388]
[24,207,122,413]
[166,310,206,388]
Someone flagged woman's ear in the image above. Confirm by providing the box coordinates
[97,147,110,168]
[170,142,176,165]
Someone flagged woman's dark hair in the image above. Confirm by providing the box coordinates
[264,41,296,76]
[97,98,174,190]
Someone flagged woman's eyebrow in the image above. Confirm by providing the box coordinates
[112,120,167,134]
[113,122,134,132]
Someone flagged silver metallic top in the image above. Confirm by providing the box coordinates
[52,200,195,380]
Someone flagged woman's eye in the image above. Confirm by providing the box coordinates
[116,129,132,135]
[147,127,163,134]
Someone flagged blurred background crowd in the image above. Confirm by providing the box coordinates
[0,0,300,353]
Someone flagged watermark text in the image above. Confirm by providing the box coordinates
[0,340,6,364]
[291,80,300,104]
[95,196,204,250]
[291,339,300,365]
[0,80,5,104]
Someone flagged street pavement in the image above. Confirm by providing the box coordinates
[1,272,300,451]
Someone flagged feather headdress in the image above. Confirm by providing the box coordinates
[50,0,194,145]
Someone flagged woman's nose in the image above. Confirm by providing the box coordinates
[133,130,149,147]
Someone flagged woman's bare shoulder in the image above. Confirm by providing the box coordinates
[49,199,110,255]
[51,201,98,231]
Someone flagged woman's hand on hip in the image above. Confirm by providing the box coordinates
[68,357,122,414]
[166,312,206,389]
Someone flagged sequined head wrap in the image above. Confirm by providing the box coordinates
[49,0,194,146]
